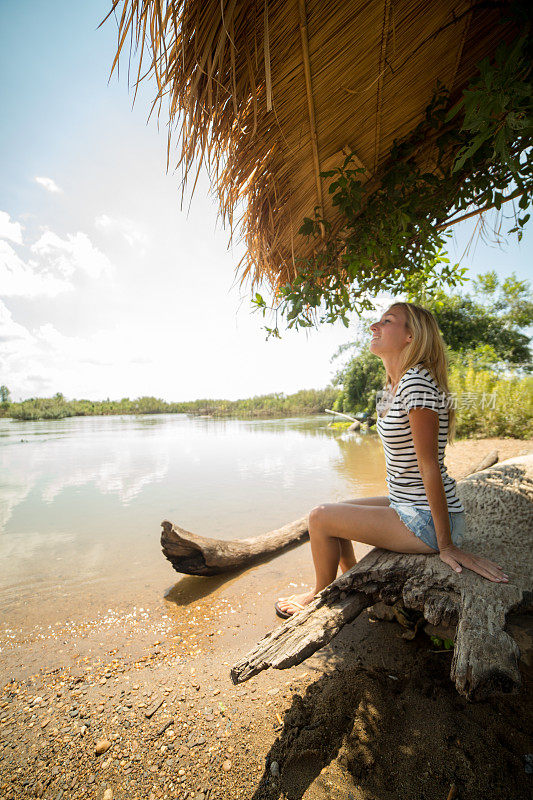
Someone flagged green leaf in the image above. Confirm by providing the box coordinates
[298,218,315,236]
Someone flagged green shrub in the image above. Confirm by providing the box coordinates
[449,357,533,439]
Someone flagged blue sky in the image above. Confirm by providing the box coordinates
[1,1,531,401]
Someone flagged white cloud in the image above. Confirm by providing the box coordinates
[31,230,113,279]
[0,213,114,298]
[0,211,24,244]
[0,239,72,297]
[95,213,149,250]
[30,322,152,366]
[0,301,156,399]
[35,176,63,193]
[0,299,34,344]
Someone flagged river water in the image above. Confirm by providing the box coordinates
[0,414,386,635]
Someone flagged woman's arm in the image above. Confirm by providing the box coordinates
[409,407,509,583]
[408,407,452,550]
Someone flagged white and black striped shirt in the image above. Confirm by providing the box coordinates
[375,364,464,511]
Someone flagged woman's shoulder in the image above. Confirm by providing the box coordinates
[399,362,430,382]
[398,364,440,392]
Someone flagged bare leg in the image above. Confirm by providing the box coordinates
[338,538,357,573]
[338,496,389,572]
[276,497,435,615]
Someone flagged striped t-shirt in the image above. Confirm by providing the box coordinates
[375,363,464,511]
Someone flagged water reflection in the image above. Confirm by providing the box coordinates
[330,433,387,499]
[0,420,172,530]
[41,451,169,504]
[0,414,387,622]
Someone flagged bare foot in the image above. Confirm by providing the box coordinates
[276,590,316,616]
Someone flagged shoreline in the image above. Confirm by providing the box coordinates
[1,436,532,799]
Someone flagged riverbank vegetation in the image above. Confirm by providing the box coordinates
[1,388,338,422]
[332,352,532,439]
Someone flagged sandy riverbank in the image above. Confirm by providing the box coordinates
[1,437,532,800]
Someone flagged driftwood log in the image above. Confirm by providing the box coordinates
[161,449,499,576]
[230,454,533,701]
[469,448,499,474]
[160,516,310,576]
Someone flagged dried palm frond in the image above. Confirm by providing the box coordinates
[100,0,517,294]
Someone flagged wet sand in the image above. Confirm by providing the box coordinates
[1,437,532,800]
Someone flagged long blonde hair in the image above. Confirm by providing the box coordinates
[384,301,456,443]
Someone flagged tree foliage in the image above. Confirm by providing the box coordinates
[332,347,385,415]
[449,358,532,438]
[2,388,338,421]
[408,270,533,368]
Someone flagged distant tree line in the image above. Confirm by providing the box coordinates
[0,388,338,421]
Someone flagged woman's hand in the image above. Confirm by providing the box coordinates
[439,544,509,583]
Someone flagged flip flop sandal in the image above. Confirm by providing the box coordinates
[274,594,307,619]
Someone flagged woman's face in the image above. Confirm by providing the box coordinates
[369,305,412,357]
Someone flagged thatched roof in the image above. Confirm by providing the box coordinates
[103,1,517,295]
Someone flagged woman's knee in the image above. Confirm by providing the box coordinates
[309,504,331,531]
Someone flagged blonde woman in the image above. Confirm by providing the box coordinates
[275,301,508,619]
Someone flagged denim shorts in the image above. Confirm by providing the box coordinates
[389,501,466,551]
